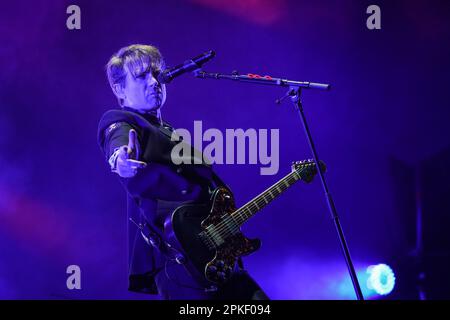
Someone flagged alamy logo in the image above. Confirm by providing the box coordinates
[66,265,81,290]
[66,5,81,30]
[170,121,280,175]
[366,5,381,30]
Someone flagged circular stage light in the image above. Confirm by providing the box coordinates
[366,264,396,295]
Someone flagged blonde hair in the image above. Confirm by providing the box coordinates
[106,44,165,106]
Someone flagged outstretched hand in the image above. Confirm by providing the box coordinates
[116,129,147,178]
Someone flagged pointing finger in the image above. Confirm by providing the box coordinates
[128,129,137,154]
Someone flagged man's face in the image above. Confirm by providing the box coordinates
[120,65,167,112]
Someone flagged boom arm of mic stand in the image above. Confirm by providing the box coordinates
[194,70,331,90]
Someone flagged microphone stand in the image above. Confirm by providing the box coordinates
[195,70,365,300]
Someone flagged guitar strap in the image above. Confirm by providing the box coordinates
[129,209,184,263]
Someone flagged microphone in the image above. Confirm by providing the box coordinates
[158,50,216,84]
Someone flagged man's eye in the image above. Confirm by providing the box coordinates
[135,74,148,81]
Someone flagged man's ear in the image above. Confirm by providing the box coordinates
[112,83,126,99]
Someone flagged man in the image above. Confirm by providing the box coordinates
[97,44,268,300]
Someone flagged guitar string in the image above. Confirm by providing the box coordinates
[210,171,301,241]
[203,176,294,249]
[204,163,317,244]
[207,169,305,243]
[200,231,215,249]
[231,174,298,226]
[209,179,294,243]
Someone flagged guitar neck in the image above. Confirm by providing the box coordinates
[231,169,304,226]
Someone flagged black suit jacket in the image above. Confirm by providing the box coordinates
[97,108,224,294]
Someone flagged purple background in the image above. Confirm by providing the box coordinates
[1,0,449,299]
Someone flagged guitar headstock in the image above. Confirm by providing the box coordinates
[291,159,327,183]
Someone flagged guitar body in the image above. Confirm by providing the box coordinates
[164,187,261,286]
[163,160,324,286]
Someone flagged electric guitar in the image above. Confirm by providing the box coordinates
[164,159,326,286]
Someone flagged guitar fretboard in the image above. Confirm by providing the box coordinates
[231,168,304,226]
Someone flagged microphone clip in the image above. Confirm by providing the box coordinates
[275,87,298,105]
